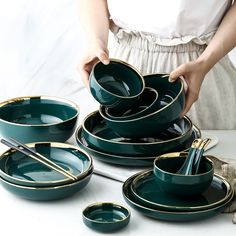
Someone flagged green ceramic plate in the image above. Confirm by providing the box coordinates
[82,202,130,232]
[0,142,93,187]
[0,167,93,201]
[76,125,200,167]
[123,171,234,222]
[131,169,232,212]
[82,111,192,157]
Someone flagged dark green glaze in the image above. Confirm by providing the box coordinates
[0,96,79,143]
[82,202,130,232]
[154,153,214,196]
[0,167,93,201]
[0,142,93,187]
[122,171,234,222]
[82,111,193,157]
[131,169,232,211]
[76,125,200,167]
[89,59,144,110]
[99,74,185,138]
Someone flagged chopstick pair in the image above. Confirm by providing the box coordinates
[0,138,78,181]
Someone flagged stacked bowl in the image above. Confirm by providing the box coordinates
[76,59,201,166]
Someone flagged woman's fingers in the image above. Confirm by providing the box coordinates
[169,64,188,82]
[181,90,199,116]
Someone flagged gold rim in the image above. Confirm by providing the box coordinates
[82,202,131,224]
[0,142,93,185]
[0,96,79,126]
[91,58,145,99]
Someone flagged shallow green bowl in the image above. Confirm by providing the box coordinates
[82,111,192,157]
[82,202,130,232]
[0,96,79,143]
[0,142,93,187]
[99,74,185,138]
[89,58,145,110]
[153,152,214,196]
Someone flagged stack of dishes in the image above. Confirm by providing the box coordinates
[0,142,93,201]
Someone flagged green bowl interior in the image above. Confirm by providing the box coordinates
[0,98,78,125]
[0,143,91,183]
[94,61,143,96]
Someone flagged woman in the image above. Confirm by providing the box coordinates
[78,0,236,129]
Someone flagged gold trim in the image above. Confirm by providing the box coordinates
[0,96,79,126]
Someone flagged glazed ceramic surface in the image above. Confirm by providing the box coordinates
[0,96,79,143]
[89,58,144,110]
[153,153,214,195]
[122,170,234,222]
[82,111,192,157]
[82,202,130,232]
[99,74,185,138]
[131,169,232,211]
[0,142,93,187]
[76,125,200,167]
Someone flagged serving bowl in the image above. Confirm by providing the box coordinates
[99,74,185,138]
[153,152,214,196]
[0,96,79,143]
[89,58,145,110]
[82,202,130,232]
[0,142,93,187]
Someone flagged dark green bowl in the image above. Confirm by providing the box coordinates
[99,74,185,138]
[153,152,214,196]
[0,96,79,143]
[89,58,145,110]
[82,202,130,232]
[82,111,192,157]
[0,167,93,201]
[0,142,93,187]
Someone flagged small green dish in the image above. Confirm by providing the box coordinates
[0,142,93,187]
[82,202,130,232]
[153,152,214,196]
[89,58,145,110]
[0,96,79,143]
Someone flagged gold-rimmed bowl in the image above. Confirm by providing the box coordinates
[0,96,79,143]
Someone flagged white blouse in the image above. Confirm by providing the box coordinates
[107,0,232,45]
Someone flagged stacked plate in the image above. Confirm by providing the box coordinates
[123,169,234,221]
[0,142,93,200]
[75,110,201,166]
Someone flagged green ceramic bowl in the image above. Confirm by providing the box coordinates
[104,87,159,120]
[99,74,185,138]
[0,142,93,187]
[0,96,79,143]
[82,111,192,157]
[82,202,130,232]
[89,58,145,110]
[0,167,93,201]
[153,152,214,196]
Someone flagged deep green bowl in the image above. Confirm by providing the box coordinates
[82,202,130,232]
[153,152,214,196]
[0,142,93,187]
[0,96,79,143]
[0,167,93,201]
[82,111,192,157]
[104,87,159,120]
[99,74,185,138]
[89,58,145,110]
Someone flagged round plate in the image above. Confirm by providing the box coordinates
[131,169,232,211]
[76,125,201,167]
[122,171,234,222]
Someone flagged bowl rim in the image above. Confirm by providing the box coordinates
[82,111,193,146]
[0,142,93,186]
[0,95,79,126]
[90,58,145,99]
[82,202,131,224]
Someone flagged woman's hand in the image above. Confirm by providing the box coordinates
[169,60,208,116]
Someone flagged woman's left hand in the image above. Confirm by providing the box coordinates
[169,60,208,116]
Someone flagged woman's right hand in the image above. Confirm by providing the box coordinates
[78,42,109,89]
